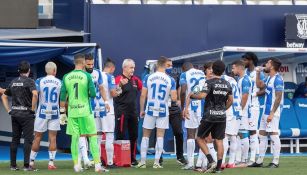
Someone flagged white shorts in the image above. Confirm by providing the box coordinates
[248,107,260,131]
[95,114,115,133]
[225,117,240,136]
[184,110,201,129]
[239,115,249,130]
[143,115,169,129]
[259,114,280,133]
[34,117,60,132]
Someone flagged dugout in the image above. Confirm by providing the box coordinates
[0,40,102,149]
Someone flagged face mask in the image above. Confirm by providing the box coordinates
[166,67,173,75]
[85,67,93,73]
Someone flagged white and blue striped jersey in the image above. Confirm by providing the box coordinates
[90,68,106,118]
[238,74,252,117]
[222,75,242,120]
[179,68,205,116]
[246,69,266,108]
[35,75,62,120]
[101,72,116,115]
[264,73,284,116]
[143,72,176,117]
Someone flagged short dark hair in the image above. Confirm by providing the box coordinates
[242,52,258,66]
[74,54,85,64]
[18,61,30,74]
[232,60,245,68]
[204,61,213,72]
[212,60,225,76]
[104,58,115,68]
[157,56,171,68]
[270,57,282,71]
[182,62,193,71]
[85,54,94,60]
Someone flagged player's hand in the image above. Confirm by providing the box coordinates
[105,103,110,113]
[183,109,190,120]
[140,111,145,118]
[267,113,274,123]
[252,91,257,97]
[120,78,128,87]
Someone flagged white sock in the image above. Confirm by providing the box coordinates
[222,136,229,164]
[48,151,56,166]
[256,135,268,164]
[140,137,149,164]
[154,137,164,164]
[30,150,38,162]
[228,136,237,164]
[79,137,90,163]
[187,139,195,166]
[105,133,114,165]
[97,134,103,157]
[235,136,241,163]
[270,135,281,165]
[249,134,259,162]
[241,137,249,163]
[196,149,205,167]
[207,143,217,162]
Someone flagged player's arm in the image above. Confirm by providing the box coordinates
[270,76,284,116]
[256,70,265,89]
[140,75,149,117]
[179,72,187,109]
[28,79,38,112]
[139,87,148,118]
[1,85,11,113]
[87,74,96,98]
[256,88,266,96]
[0,87,5,94]
[241,77,251,109]
[226,95,233,110]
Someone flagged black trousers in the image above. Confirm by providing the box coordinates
[10,116,34,167]
[169,108,184,159]
[115,108,138,163]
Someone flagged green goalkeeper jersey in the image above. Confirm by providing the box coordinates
[60,70,96,118]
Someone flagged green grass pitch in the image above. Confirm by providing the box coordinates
[0,157,307,175]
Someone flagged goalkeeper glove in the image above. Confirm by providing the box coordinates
[59,107,67,125]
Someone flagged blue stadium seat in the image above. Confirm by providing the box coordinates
[284,82,297,99]
[294,98,307,137]
[279,98,300,137]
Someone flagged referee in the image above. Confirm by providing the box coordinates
[1,61,38,171]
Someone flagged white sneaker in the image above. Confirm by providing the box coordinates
[153,163,163,169]
[74,164,82,173]
[95,164,109,172]
[84,161,94,170]
[181,165,194,170]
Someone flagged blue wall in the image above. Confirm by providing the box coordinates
[90,5,307,76]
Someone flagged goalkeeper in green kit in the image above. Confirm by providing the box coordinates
[59,54,109,173]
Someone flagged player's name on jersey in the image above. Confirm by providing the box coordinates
[213,90,228,95]
[214,83,228,89]
[68,75,84,81]
[209,110,225,115]
[70,104,85,109]
[42,79,60,85]
[190,71,204,76]
[148,75,169,84]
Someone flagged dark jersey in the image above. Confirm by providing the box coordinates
[202,78,232,122]
[114,74,142,111]
[4,75,36,117]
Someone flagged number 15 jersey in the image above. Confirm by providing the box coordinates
[143,72,176,117]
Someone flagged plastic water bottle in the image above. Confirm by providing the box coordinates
[255,66,265,72]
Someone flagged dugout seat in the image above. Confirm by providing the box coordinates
[279,98,300,137]
[294,98,307,137]
[284,82,297,99]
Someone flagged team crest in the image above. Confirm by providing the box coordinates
[296,14,307,39]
